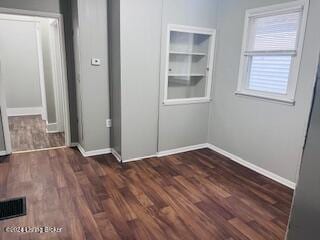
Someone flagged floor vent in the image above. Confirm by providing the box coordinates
[0,197,26,221]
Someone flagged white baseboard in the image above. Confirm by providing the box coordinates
[119,144,206,163]
[70,142,78,147]
[207,144,296,189]
[41,108,47,121]
[7,107,43,117]
[157,143,208,157]
[123,154,157,163]
[76,141,295,189]
[0,151,8,157]
[77,144,111,157]
[111,148,122,162]
[46,123,61,133]
[121,143,296,189]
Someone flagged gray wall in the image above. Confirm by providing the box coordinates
[287,61,320,239]
[39,18,56,123]
[108,0,122,155]
[0,19,42,109]
[73,0,110,151]
[158,0,219,152]
[108,0,219,159]
[120,0,163,160]
[208,0,320,182]
[0,0,60,13]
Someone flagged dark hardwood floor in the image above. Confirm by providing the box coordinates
[0,148,293,240]
[9,115,65,152]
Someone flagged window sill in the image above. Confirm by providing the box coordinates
[163,98,211,106]
[235,91,295,105]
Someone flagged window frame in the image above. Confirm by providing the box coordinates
[236,0,309,104]
[163,24,216,106]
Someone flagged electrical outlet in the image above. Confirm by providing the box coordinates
[91,58,101,66]
[106,119,112,128]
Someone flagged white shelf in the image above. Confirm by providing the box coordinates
[168,73,205,77]
[169,51,206,56]
[165,25,215,102]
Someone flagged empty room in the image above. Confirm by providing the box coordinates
[0,0,319,239]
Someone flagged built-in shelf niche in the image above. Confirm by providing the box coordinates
[164,25,216,104]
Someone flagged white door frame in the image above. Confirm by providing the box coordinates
[0,62,12,155]
[35,22,48,122]
[49,19,64,132]
[0,7,72,153]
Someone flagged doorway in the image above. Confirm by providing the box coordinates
[0,9,71,154]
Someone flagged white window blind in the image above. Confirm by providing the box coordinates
[249,11,301,52]
[248,55,291,94]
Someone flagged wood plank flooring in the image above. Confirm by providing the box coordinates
[0,148,293,240]
[9,115,65,152]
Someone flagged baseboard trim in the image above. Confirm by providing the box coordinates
[70,142,78,148]
[46,123,60,133]
[157,144,208,157]
[123,154,158,163]
[77,144,111,157]
[76,142,295,189]
[7,107,43,117]
[111,149,122,162]
[207,144,296,189]
[0,151,8,157]
[120,144,207,163]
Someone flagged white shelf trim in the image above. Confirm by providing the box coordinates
[168,73,205,77]
[164,97,211,105]
[169,51,207,56]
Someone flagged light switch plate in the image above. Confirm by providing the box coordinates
[91,58,101,66]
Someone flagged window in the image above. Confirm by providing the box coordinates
[164,25,216,105]
[237,1,308,103]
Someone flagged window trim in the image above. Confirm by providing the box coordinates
[236,0,309,104]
